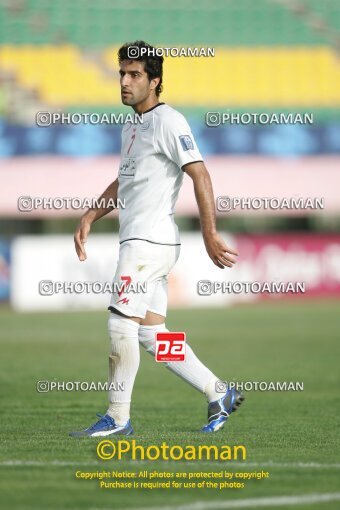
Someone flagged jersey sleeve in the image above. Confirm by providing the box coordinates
[154,112,203,170]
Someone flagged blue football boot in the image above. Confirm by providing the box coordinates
[202,388,244,432]
[69,413,133,437]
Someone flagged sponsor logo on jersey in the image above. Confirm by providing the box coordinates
[119,157,136,178]
[179,135,194,151]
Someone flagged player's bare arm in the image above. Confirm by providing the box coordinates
[74,178,119,261]
[184,161,238,269]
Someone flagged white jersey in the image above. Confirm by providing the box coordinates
[117,103,203,245]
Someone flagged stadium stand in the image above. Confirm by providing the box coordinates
[0,0,339,111]
[0,0,339,46]
[0,45,338,107]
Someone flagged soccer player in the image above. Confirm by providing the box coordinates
[70,41,243,437]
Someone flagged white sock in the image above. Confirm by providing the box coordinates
[138,324,221,402]
[106,314,140,425]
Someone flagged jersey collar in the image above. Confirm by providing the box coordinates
[141,102,165,115]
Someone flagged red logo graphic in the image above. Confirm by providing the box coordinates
[155,332,186,362]
[127,128,136,155]
[116,275,131,305]
[116,297,129,305]
[118,275,132,297]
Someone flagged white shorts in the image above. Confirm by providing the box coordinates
[109,240,180,318]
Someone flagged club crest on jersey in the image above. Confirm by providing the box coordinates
[140,121,150,131]
[179,135,194,151]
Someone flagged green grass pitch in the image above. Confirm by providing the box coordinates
[0,300,339,510]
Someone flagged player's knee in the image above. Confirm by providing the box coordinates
[138,324,167,356]
[108,313,139,344]
[138,334,155,355]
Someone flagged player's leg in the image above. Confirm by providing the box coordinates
[139,306,222,402]
[69,309,140,437]
[105,311,140,427]
[104,300,166,429]
[70,241,150,437]
[139,308,244,432]
[138,244,244,432]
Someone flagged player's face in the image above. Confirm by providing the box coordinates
[119,60,156,107]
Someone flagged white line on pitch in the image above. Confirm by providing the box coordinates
[1,460,340,468]
[105,493,340,510]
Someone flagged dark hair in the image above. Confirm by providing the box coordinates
[118,40,163,96]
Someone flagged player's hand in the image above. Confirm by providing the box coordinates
[74,218,91,261]
[203,232,238,269]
